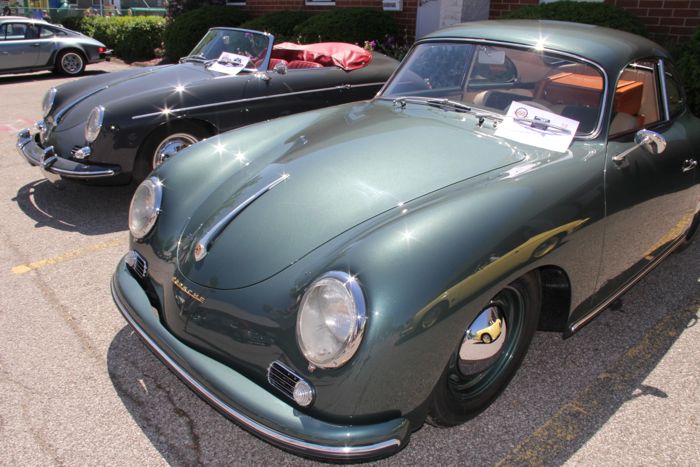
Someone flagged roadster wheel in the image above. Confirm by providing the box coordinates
[55,50,85,76]
[133,123,209,181]
[427,272,541,426]
[151,133,201,169]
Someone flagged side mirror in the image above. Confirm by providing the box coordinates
[613,129,667,165]
[273,62,287,75]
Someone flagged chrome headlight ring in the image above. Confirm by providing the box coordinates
[296,271,367,369]
[42,87,57,117]
[84,105,105,143]
[128,177,163,240]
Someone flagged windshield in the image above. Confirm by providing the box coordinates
[185,28,272,69]
[381,42,606,135]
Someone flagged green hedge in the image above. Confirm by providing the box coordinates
[163,6,248,62]
[672,29,700,117]
[87,16,165,62]
[294,8,398,45]
[503,1,648,37]
[240,10,315,42]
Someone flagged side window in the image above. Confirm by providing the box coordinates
[609,59,662,137]
[0,24,6,41]
[25,25,39,39]
[39,27,54,38]
[663,61,686,118]
[6,23,27,40]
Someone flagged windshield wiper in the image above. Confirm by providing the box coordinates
[392,96,472,113]
[512,117,572,135]
[180,53,207,63]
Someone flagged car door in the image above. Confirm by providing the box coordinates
[35,25,59,67]
[0,22,40,71]
[239,65,350,127]
[597,58,697,296]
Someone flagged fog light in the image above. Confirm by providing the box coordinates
[73,146,91,160]
[292,380,314,407]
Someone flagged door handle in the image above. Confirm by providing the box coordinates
[682,159,697,173]
[31,43,40,47]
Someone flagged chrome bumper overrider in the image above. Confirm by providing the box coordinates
[110,258,408,461]
[16,128,116,179]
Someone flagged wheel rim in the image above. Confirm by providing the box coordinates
[61,52,83,74]
[152,133,199,168]
[450,286,524,396]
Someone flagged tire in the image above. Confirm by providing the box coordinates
[132,122,210,182]
[676,210,699,252]
[55,50,86,76]
[427,272,541,426]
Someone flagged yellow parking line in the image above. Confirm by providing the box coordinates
[495,302,700,466]
[11,238,126,274]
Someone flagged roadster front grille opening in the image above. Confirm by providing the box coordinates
[268,361,302,400]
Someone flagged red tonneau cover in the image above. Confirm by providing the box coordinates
[271,42,373,71]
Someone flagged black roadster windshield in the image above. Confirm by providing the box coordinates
[184,28,272,69]
[381,42,606,135]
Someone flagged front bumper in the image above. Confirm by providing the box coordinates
[16,128,118,180]
[111,257,409,461]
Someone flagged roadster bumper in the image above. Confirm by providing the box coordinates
[16,129,118,180]
[111,257,409,461]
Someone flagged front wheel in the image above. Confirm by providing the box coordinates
[133,123,209,181]
[55,50,86,76]
[427,272,541,426]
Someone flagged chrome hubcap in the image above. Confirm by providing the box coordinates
[152,133,199,168]
[458,304,507,376]
[62,53,83,74]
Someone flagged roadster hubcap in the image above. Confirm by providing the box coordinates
[62,53,83,74]
[152,133,199,168]
[458,304,507,376]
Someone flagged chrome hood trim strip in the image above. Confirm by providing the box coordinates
[132,82,386,120]
[193,172,290,261]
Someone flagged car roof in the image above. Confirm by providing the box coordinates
[424,20,669,75]
[0,17,50,24]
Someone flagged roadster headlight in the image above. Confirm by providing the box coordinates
[296,272,367,369]
[42,87,57,116]
[129,177,162,240]
[84,105,104,143]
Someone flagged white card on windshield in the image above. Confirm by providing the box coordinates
[209,52,250,75]
[494,102,579,153]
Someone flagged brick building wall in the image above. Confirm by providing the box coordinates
[242,0,419,38]
[489,0,700,41]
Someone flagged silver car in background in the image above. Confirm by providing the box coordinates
[0,17,111,76]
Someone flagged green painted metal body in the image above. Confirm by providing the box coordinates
[113,20,700,459]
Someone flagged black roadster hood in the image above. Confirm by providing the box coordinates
[51,63,238,130]
[168,101,528,289]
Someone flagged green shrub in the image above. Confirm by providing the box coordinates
[240,10,315,42]
[163,6,249,62]
[672,28,700,117]
[79,16,165,62]
[294,8,398,45]
[503,1,648,37]
[57,16,85,33]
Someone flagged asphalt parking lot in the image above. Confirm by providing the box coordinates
[1,63,698,465]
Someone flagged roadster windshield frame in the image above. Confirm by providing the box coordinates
[378,38,609,140]
[183,27,274,72]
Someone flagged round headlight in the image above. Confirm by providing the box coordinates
[42,87,57,116]
[84,105,104,143]
[296,271,367,369]
[129,177,162,239]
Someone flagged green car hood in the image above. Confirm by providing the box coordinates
[174,101,527,289]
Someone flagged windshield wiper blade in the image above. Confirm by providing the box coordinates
[512,117,572,135]
[181,53,207,63]
[392,96,472,113]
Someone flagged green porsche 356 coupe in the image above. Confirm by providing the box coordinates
[112,20,699,460]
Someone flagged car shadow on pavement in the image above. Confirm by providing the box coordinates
[105,266,699,465]
[0,69,108,85]
[13,178,133,235]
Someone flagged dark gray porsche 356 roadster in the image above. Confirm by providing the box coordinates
[16,27,398,184]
